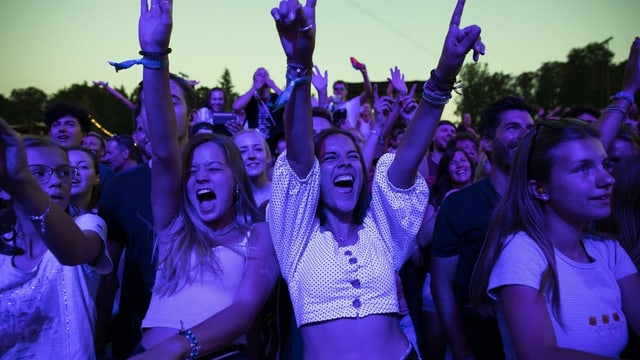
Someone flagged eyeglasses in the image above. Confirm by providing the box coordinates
[28,165,77,184]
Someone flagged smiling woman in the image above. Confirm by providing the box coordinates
[67,147,101,215]
[470,119,640,359]
[267,0,484,358]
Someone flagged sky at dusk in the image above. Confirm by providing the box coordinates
[1,0,638,120]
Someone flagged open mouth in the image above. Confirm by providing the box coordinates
[196,188,216,202]
[333,174,355,193]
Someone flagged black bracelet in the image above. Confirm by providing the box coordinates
[429,69,456,89]
[139,48,172,59]
[287,63,312,79]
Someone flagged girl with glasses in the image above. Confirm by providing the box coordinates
[0,122,111,359]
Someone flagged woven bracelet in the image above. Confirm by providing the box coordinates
[139,48,172,59]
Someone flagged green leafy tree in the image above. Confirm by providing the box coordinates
[560,42,614,108]
[534,61,565,112]
[217,68,238,111]
[5,87,49,135]
[50,82,133,135]
[455,63,515,127]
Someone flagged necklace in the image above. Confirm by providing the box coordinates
[210,223,237,237]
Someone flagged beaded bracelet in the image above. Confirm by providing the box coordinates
[422,78,452,106]
[602,104,629,119]
[139,48,172,59]
[30,197,52,236]
[178,323,201,360]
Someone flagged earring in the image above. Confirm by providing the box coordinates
[540,194,549,201]
[234,183,240,198]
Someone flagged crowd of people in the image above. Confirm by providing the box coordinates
[1,0,640,359]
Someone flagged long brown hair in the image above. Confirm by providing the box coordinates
[470,119,600,320]
[610,155,640,270]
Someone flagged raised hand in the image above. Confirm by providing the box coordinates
[138,0,173,52]
[622,37,640,94]
[0,117,29,191]
[399,84,418,123]
[435,0,484,80]
[271,0,317,66]
[312,65,328,91]
[387,66,408,96]
[373,86,400,134]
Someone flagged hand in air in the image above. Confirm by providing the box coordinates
[138,0,173,52]
[436,0,484,80]
[271,0,317,66]
[387,66,408,96]
[0,117,29,190]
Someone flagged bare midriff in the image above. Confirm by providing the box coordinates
[300,314,409,360]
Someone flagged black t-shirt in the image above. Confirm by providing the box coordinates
[244,92,284,141]
[98,162,154,359]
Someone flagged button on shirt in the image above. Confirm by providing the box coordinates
[268,152,429,326]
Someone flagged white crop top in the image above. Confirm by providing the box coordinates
[142,235,249,333]
[268,152,429,326]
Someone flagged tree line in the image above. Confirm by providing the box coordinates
[0,41,633,137]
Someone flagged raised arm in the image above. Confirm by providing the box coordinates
[232,75,265,112]
[0,118,103,265]
[362,85,400,173]
[311,65,329,107]
[93,80,136,110]
[356,62,373,105]
[139,0,181,231]
[271,0,317,178]
[388,0,483,189]
[596,37,639,149]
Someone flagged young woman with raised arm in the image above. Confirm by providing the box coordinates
[267,0,483,358]
[127,1,279,359]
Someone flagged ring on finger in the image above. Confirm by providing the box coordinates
[299,24,313,32]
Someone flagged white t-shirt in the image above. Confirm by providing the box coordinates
[332,97,361,129]
[488,231,637,359]
[0,213,110,360]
